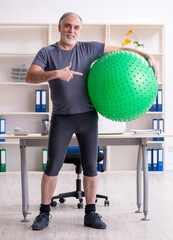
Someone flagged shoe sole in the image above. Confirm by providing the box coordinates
[84,223,106,229]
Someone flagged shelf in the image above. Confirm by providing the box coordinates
[0,82,48,86]
[0,23,165,172]
[146,111,164,115]
[0,53,36,56]
[0,112,49,115]
[147,140,165,144]
[0,140,19,145]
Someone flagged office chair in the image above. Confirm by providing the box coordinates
[51,150,109,209]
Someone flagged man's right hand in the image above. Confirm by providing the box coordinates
[58,62,83,82]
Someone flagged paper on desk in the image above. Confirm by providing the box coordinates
[130,129,162,135]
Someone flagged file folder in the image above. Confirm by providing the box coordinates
[157,148,164,171]
[158,118,164,141]
[147,149,153,171]
[157,89,163,112]
[0,118,6,142]
[42,148,48,172]
[41,90,47,112]
[0,148,6,172]
[150,97,157,112]
[152,118,159,141]
[35,90,41,112]
[152,149,158,171]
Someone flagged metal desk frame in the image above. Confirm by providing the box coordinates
[18,134,151,222]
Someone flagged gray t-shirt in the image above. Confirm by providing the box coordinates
[32,41,105,114]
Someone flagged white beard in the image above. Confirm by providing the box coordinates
[62,34,77,45]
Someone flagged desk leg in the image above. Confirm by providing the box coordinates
[141,138,150,221]
[135,145,142,213]
[20,140,30,222]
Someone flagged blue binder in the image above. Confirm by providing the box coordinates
[147,148,153,171]
[157,89,163,112]
[152,119,159,141]
[150,97,157,112]
[157,148,164,171]
[152,149,158,171]
[41,90,47,112]
[35,90,41,112]
[0,118,6,142]
[158,118,164,141]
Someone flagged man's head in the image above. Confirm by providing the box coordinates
[58,12,83,46]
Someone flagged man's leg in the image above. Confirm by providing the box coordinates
[41,173,57,204]
[31,114,73,231]
[76,111,107,229]
[31,174,58,231]
[83,175,97,204]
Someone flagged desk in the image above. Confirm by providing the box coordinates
[0,133,171,222]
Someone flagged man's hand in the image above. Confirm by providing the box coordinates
[148,55,159,80]
[59,62,83,82]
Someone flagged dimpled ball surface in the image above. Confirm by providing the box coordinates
[88,50,158,121]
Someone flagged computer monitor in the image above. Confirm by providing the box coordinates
[98,113,126,134]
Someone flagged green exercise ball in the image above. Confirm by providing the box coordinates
[88,50,158,121]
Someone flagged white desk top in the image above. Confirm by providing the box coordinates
[0,132,172,140]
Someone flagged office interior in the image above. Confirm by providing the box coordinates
[0,0,173,239]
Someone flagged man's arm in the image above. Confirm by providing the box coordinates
[26,63,83,84]
[26,64,58,83]
[104,45,158,79]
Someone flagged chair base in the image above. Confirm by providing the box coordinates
[51,151,110,209]
[51,187,109,209]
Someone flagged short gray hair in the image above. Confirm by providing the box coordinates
[59,12,83,25]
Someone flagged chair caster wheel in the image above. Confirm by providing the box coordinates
[51,201,57,207]
[104,200,110,206]
[59,198,65,203]
[77,202,83,209]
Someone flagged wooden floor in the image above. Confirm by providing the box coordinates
[1,170,173,240]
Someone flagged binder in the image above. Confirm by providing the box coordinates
[150,97,157,112]
[158,118,164,141]
[157,148,164,171]
[0,148,6,172]
[42,148,48,172]
[0,118,6,142]
[35,90,41,112]
[147,149,153,171]
[157,89,163,112]
[152,149,158,171]
[41,90,47,112]
[152,118,159,141]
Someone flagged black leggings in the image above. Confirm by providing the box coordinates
[45,110,98,177]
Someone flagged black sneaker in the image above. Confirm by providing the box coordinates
[84,212,107,229]
[31,213,51,230]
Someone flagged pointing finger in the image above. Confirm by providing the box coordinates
[71,71,83,76]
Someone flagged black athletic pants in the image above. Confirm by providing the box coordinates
[44,110,98,177]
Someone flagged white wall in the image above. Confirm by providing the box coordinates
[1,0,173,169]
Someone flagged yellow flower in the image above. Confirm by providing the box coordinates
[121,29,144,48]
[121,38,132,46]
[127,29,134,36]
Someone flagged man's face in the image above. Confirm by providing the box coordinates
[59,15,82,45]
